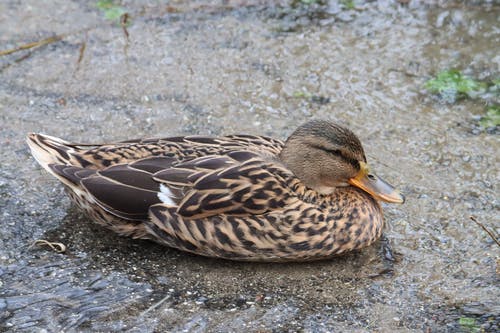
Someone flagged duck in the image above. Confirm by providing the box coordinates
[27,120,404,262]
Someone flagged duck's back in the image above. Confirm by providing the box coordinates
[27,133,284,171]
[26,133,290,241]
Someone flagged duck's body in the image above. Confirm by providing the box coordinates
[27,120,403,261]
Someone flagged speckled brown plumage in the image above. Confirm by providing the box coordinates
[27,120,404,261]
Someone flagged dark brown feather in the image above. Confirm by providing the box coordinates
[98,165,159,192]
[130,156,176,173]
[154,168,199,185]
[49,164,91,184]
[81,176,160,220]
[175,159,292,218]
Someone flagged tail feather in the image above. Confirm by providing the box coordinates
[27,133,153,238]
[27,133,74,170]
[26,133,97,186]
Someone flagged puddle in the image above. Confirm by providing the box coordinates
[1,1,498,332]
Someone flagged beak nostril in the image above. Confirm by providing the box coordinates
[367,174,376,180]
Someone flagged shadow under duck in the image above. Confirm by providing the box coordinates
[27,120,404,261]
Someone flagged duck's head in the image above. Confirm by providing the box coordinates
[279,120,404,203]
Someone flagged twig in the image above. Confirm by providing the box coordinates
[0,35,64,57]
[29,239,67,253]
[77,41,86,65]
[470,216,500,248]
[139,293,171,317]
[120,13,130,41]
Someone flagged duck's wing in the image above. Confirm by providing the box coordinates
[152,151,295,219]
[47,156,177,221]
[45,149,294,223]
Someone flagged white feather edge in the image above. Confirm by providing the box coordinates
[158,184,176,206]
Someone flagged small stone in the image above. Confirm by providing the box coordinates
[0,298,6,310]
[195,296,208,305]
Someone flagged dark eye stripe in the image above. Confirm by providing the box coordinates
[307,143,341,156]
[325,148,342,156]
[307,143,343,156]
[308,143,360,169]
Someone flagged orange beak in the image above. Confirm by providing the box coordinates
[348,162,405,204]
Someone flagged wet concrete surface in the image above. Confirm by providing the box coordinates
[1,0,499,332]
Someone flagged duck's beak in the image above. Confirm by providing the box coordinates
[348,162,405,204]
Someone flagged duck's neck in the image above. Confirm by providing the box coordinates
[290,179,385,253]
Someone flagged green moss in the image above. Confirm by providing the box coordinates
[458,317,480,333]
[480,105,500,128]
[292,91,312,99]
[340,0,355,9]
[425,70,486,99]
[490,78,500,93]
[425,70,498,130]
[96,0,127,22]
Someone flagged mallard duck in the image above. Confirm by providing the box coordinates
[27,120,404,261]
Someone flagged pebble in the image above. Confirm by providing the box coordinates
[0,298,7,311]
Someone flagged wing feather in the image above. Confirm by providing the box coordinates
[50,143,292,222]
[49,158,171,220]
[171,155,293,219]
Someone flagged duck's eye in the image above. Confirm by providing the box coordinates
[368,174,376,180]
